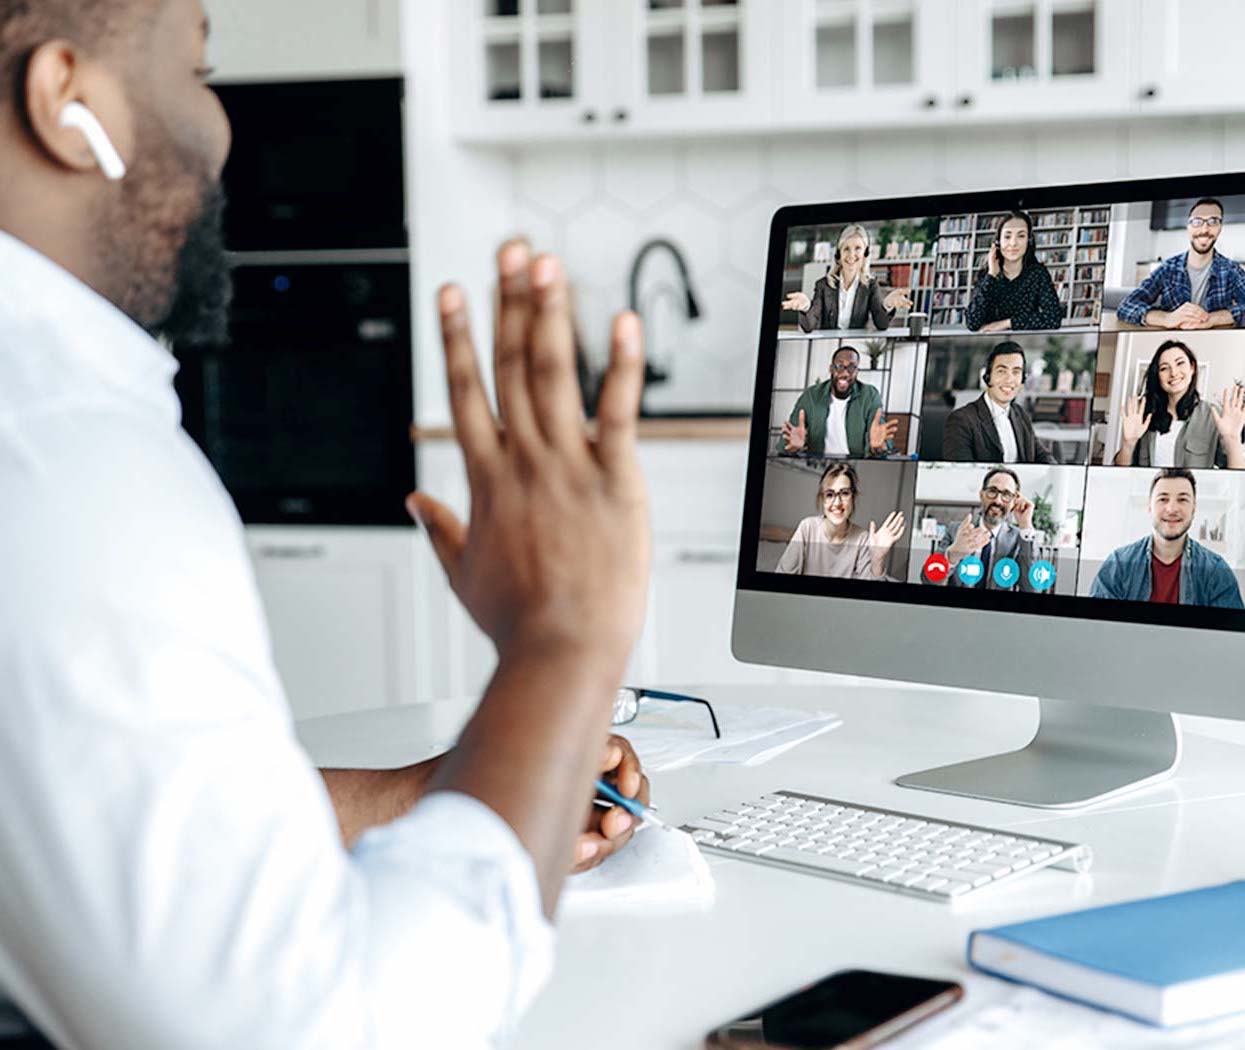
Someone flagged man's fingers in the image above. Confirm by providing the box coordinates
[571,831,613,874]
[799,409,806,427]
[602,733,645,798]
[493,241,541,447]
[406,493,468,582]
[599,806,636,842]
[528,254,591,449]
[439,285,499,470]
[596,311,645,475]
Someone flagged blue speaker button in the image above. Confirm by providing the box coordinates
[1029,560,1056,592]
[993,557,1020,589]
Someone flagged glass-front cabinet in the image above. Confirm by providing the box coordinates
[948,0,1131,120]
[777,0,956,127]
[455,0,773,141]
[1131,0,1245,116]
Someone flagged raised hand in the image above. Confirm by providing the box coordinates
[883,288,913,312]
[1012,495,1035,531]
[1120,394,1152,445]
[1211,385,1245,465]
[782,291,812,312]
[782,409,808,452]
[986,243,1001,279]
[868,408,899,453]
[868,511,906,576]
[948,514,991,561]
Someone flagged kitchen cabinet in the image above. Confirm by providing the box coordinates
[208,0,402,82]
[453,0,774,143]
[776,0,956,129]
[1131,0,1245,117]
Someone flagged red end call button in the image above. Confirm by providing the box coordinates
[923,554,950,583]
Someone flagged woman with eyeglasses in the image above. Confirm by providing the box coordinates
[1116,198,1245,330]
[964,210,1064,333]
[781,224,912,332]
[775,463,906,579]
[1114,338,1245,468]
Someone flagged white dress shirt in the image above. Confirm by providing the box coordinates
[0,231,553,1049]
[985,394,1019,463]
[824,395,851,455]
[837,279,859,329]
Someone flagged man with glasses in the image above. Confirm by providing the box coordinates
[778,345,898,457]
[928,466,1040,592]
[1090,469,1243,607]
[1117,198,1245,330]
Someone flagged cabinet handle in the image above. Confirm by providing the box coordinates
[612,108,630,123]
[675,549,737,565]
[255,545,326,560]
[581,109,598,124]
[1139,84,1159,101]
[957,94,974,108]
[922,95,939,109]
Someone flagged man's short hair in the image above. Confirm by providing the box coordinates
[1189,197,1225,217]
[984,341,1026,377]
[833,345,861,362]
[982,466,1021,492]
[1150,467,1197,497]
[0,1,151,106]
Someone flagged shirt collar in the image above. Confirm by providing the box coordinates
[0,229,180,420]
[983,393,1011,421]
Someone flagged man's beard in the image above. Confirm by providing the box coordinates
[148,182,233,348]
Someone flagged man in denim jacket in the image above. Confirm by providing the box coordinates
[1090,469,1243,608]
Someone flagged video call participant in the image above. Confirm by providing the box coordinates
[781,224,913,332]
[775,463,906,580]
[778,346,899,457]
[1090,469,1244,608]
[964,210,1064,333]
[1114,339,1245,469]
[927,467,1039,592]
[1116,198,1245,330]
[943,341,1057,464]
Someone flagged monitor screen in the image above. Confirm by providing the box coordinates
[740,175,1245,636]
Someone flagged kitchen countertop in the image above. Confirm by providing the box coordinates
[411,418,752,442]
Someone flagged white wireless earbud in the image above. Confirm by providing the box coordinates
[58,101,127,181]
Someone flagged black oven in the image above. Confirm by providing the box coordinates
[212,78,407,251]
[174,262,414,526]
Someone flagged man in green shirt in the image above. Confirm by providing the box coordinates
[777,346,898,458]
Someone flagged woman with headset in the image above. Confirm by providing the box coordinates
[781,224,912,332]
[1114,338,1245,468]
[775,462,906,580]
[964,210,1064,332]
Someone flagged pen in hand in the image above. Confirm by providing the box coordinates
[594,777,672,832]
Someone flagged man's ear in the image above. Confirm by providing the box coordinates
[23,39,132,176]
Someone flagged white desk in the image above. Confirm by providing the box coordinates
[296,682,1245,1049]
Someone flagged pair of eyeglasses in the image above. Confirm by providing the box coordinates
[983,486,1018,503]
[611,687,721,739]
[830,361,859,374]
[821,489,855,505]
[1189,216,1223,228]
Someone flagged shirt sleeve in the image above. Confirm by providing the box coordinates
[775,520,807,573]
[1223,261,1245,328]
[1117,266,1169,326]
[0,418,554,1050]
[963,274,995,331]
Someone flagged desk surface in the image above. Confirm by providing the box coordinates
[297,683,1245,1049]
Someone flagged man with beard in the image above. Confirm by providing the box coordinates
[0,1,653,1047]
[777,345,898,458]
[926,466,1040,592]
[1090,469,1243,607]
[942,341,1057,464]
[1117,198,1245,330]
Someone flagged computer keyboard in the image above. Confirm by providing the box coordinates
[681,790,1093,903]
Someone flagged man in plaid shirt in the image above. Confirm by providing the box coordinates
[1117,197,1245,329]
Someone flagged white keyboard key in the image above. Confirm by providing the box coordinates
[930,880,973,897]
[689,830,719,845]
[766,847,878,876]
[962,862,1012,879]
[911,877,948,892]
[686,818,737,834]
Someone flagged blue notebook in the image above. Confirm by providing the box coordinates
[968,880,1245,1028]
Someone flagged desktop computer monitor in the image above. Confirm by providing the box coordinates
[733,172,1245,809]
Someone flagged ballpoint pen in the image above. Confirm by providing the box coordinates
[594,777,673,832]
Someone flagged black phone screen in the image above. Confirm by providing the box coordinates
[706,969,962,1049]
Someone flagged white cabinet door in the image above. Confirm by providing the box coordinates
[948,0,1132,123]
[775,0,957,130]
[611,0,773,135]
[453,0,612,142]
[1132,0,1245,116]
[210,0,401,81]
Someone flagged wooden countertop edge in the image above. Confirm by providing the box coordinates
[410,419,752,442]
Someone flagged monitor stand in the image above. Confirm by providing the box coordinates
[895,700,1181,809]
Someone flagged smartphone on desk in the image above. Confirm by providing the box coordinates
[704,969,963,1049]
